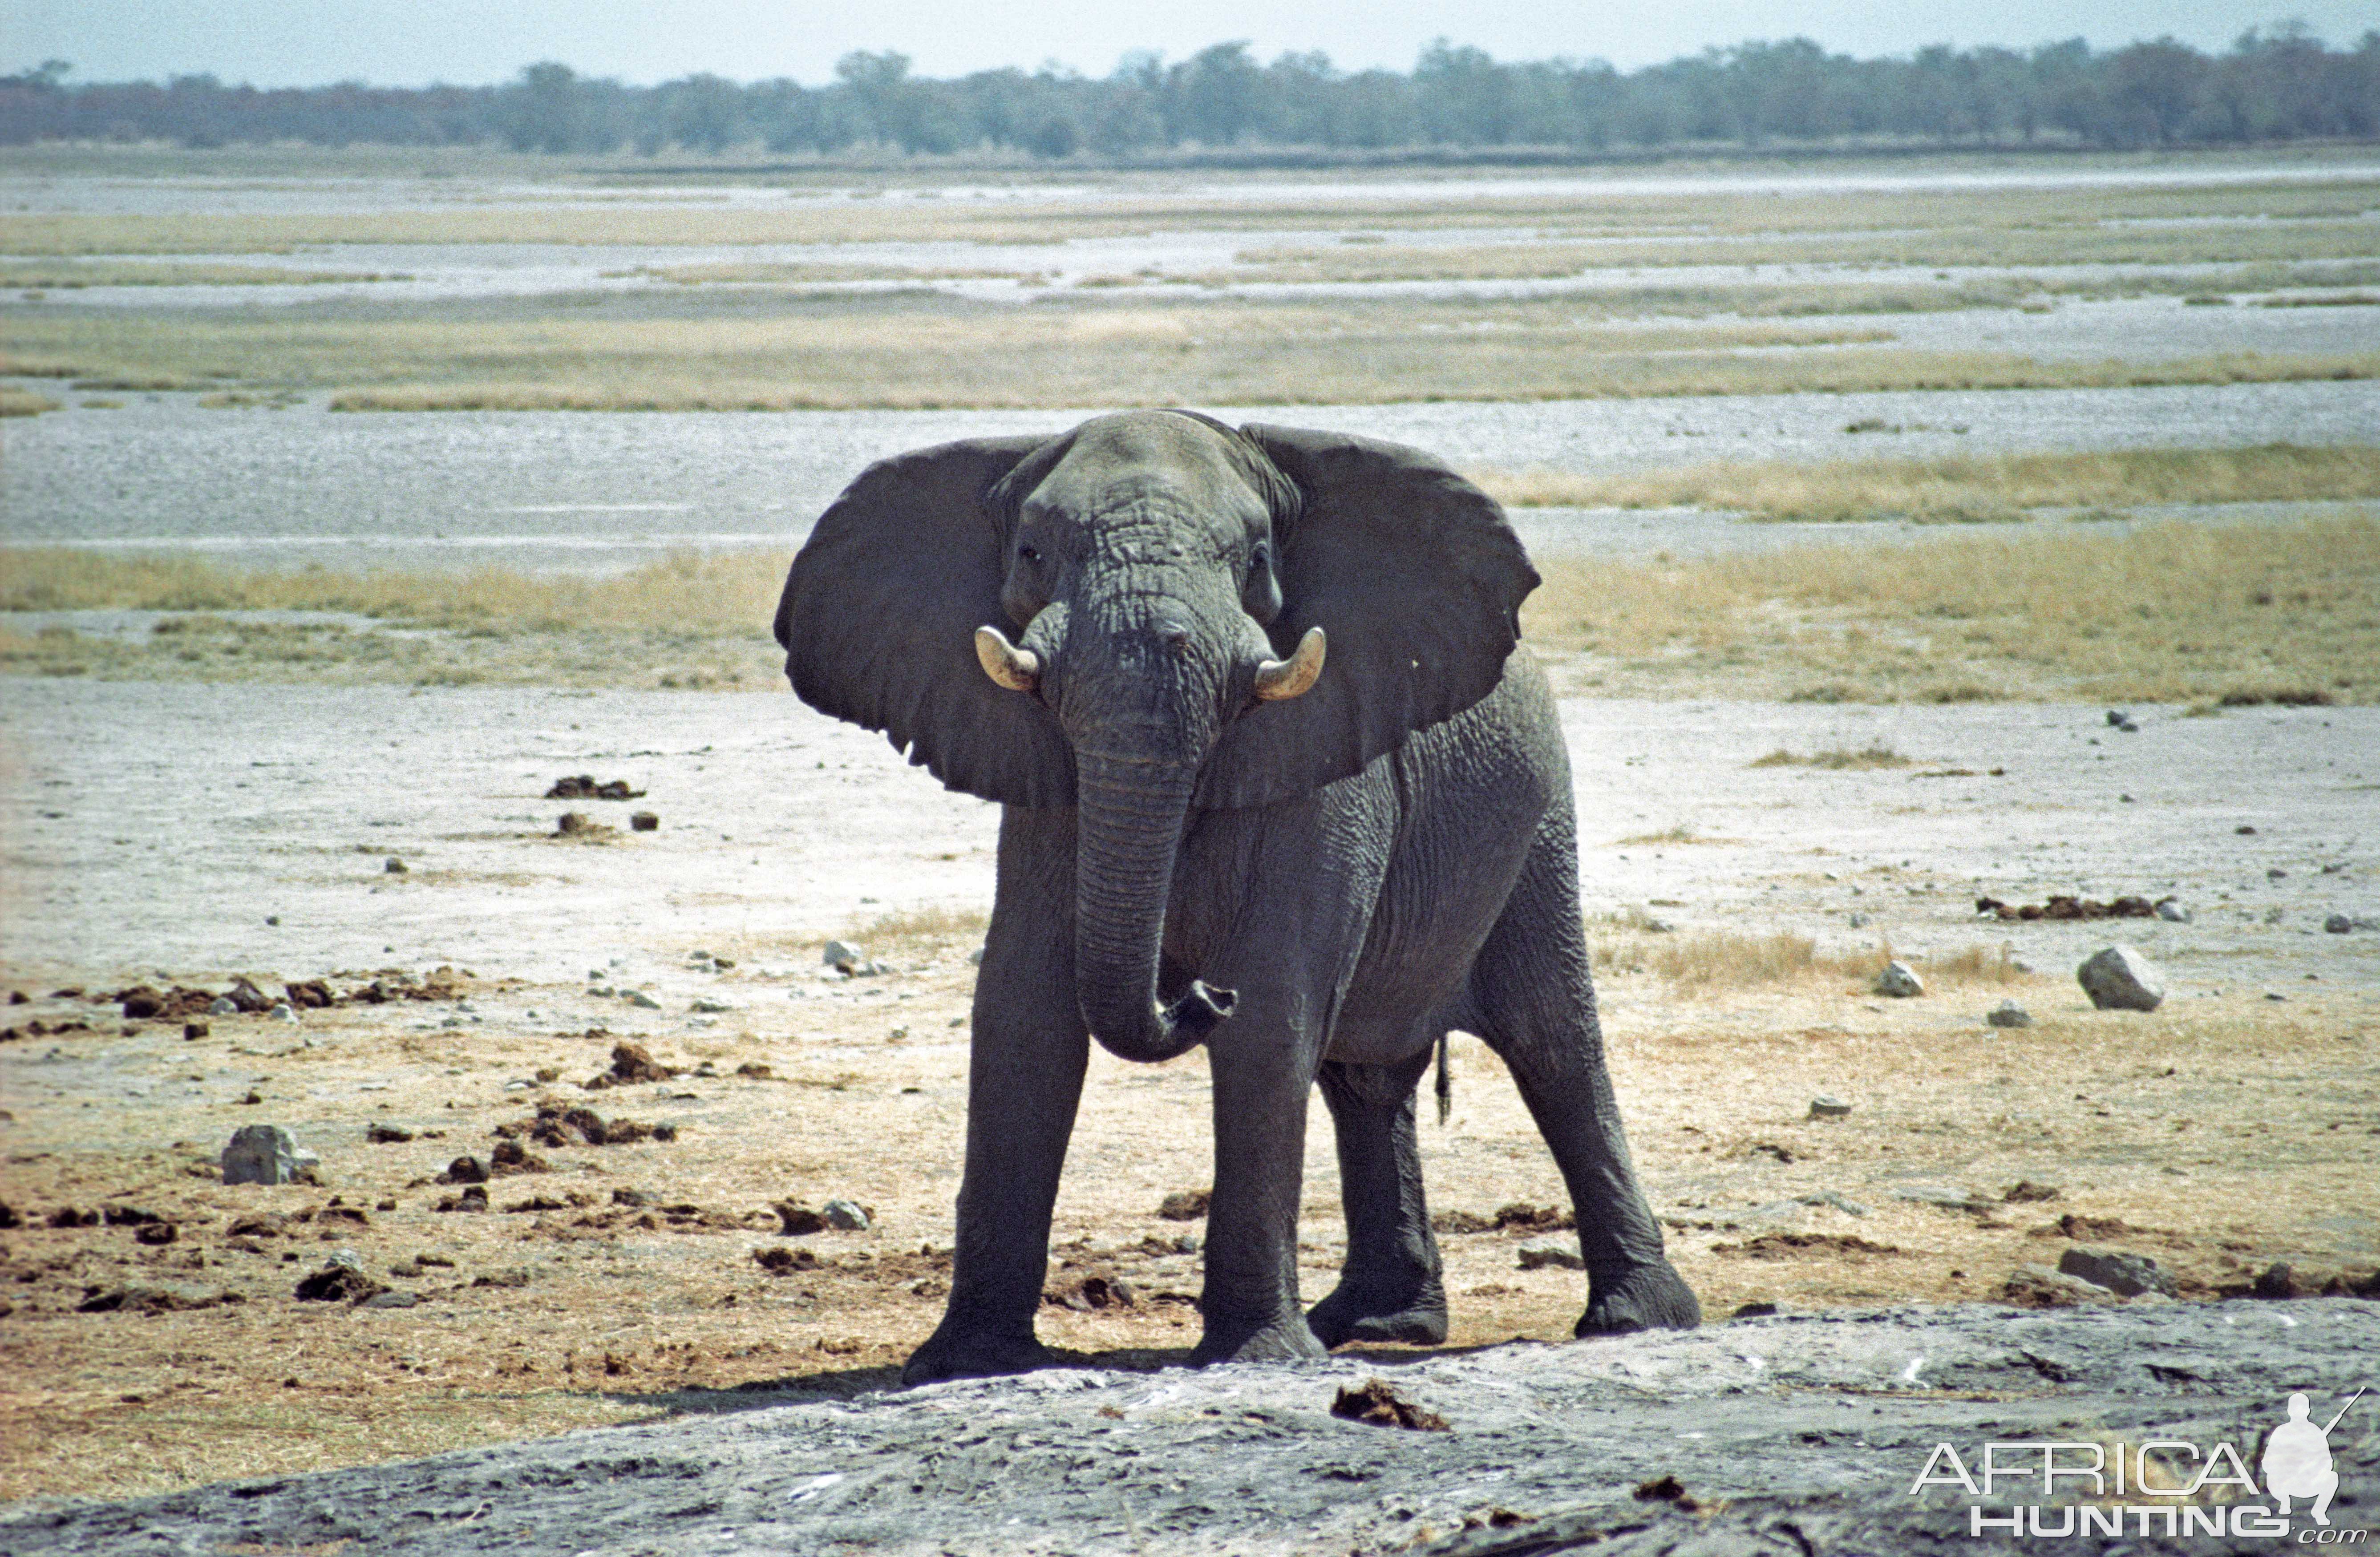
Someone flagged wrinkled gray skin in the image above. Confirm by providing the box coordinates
[777,411,1698,1382]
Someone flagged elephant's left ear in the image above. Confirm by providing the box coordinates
[1194,423,1540,809]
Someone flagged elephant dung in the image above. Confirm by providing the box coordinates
[2077,945,2165,1011]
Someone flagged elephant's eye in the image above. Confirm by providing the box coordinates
[1017,543,1040,563]
[1248,543,1269,574]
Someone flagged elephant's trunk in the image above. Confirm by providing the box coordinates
[1072,752,1234,1062]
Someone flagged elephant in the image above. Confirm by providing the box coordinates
[774,409,1700,1382]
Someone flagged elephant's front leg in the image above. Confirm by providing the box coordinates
[903,809,1088,1386]
[1192,1014,1331,1365]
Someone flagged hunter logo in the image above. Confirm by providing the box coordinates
[1909,1387,2369,1541]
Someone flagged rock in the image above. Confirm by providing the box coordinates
[2326,913,2356,934]
[1517,1237,1585,1271]
[221,1124,305,1185]
[822,940,867,974]
[621,989,662,1010]
[360,1290,420,1309]
[968,947,985,965]
[183,1020,209,1040]
[630,812,659,832]
[2155,898,2190,922]
[1896,1185,1989,1213]
[1986,999,2032,1028]
[1872,961,1923,998]
[435,1185,490,1213]
[1807,1095,1851,1118]
[267,1003,299,1024]
[2058,1246,2177,1298]
[441,1155,490,1185]
[2077,945,2164,1011]
[821,1198,871,1231]
[2003,1264,2119,1307]
[1797,1190,1869,1217]
[1157,1189,1211,1221]
[207,996,238,1016]
[383,857,408,874]
[366,1122,414,1143]
[689,999,734,1014]
[775,1201,826,1236]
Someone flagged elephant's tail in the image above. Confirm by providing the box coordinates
[1434,1028,1453,1126]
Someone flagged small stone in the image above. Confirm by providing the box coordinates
[689,999,734,1014]
[207,996,238,1017]
[2326,914,2356,934]
[294,1259,387,1303]
[2154,897,2190,922]
[183,1020,209,1040]
[367,1122,413,1143]
[2058,1246,2177,1298]
[630,812,659,832]
[1987,1000,2032,1029]
[441,1155,489,1185]
[2104,709,2128,727]
[1808,1095,1852,1118]
[621,989,662,1010]
[1517,1237,1585,1271]
[968,946,986,965]
[221,1124,305,1185]
[1896,1185,1988,1212]
[2077,945,2165,1011]
[360,1290,420,1309]
[384,857,408,874]
[1873,961,1923,998]
[820,1198,871,1231]
[822,940,866,973]
[268,1003,298,1024]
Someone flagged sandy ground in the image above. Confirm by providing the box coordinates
[0,676,2375,1498]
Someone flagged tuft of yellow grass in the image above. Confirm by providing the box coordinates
[1478,445,2380,523]
[1749,743,1911,769]
[0,388,61,417]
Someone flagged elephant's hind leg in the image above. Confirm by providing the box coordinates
[1307,1049,1448,1347]
[1468,807,1700,1337]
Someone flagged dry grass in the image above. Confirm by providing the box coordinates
[8,509,2372,703]
[1522,509,2380,704]
[3,946,2365,1500]
[11,298,2374,412]
[1749,743,1911,769]
[1478,444,2380,523]
[0,387,60,416]
[1586,920,2020,991]
[0,260,406,288]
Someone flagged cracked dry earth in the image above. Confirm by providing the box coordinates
[2,1302,2376,1556]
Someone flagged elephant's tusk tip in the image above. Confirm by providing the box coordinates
[1253,626,1325,702]
[975,625,1040,692]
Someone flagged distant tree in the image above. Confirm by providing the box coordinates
[1170,41,1264,145]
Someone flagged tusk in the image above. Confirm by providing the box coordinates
[974,625,1040,692]
[1253,626,1326,702]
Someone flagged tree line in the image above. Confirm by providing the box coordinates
[4,29,2378,160]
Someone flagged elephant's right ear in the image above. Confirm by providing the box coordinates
[777,436,1075,806]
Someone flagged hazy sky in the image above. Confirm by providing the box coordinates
[6,0,2367,87]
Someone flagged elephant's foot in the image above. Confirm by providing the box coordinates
[1189,1313,1329,1367]
[1306,1281,1449,1349]
[900,1324,1055,1386]
[1575,1260,1702,1338]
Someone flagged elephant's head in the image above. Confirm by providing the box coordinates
[776,411,1537,1063]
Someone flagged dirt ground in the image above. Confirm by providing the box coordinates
[0,677,2375,1501]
